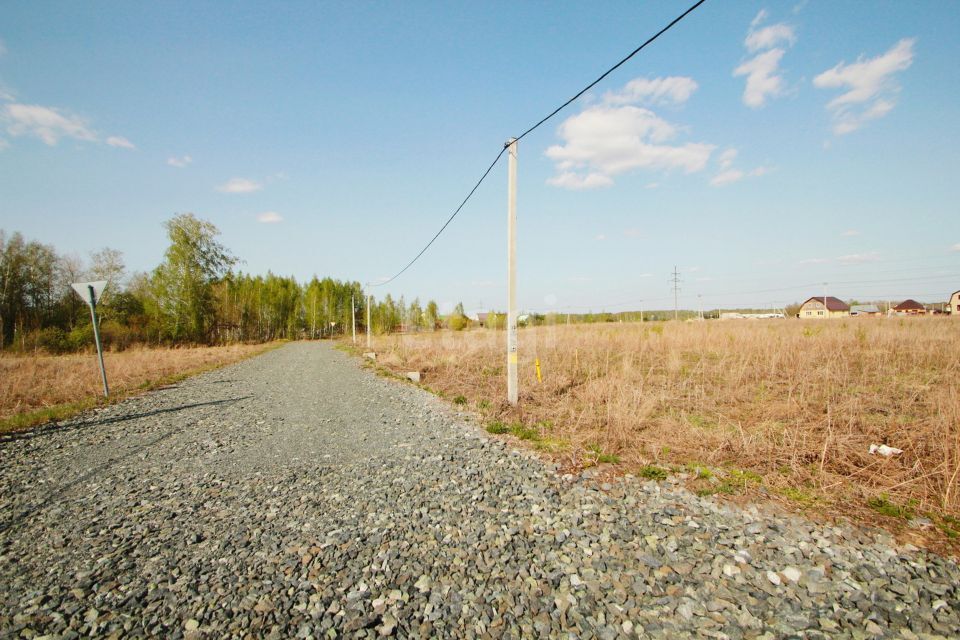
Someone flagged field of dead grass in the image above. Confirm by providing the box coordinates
[364,318,960,541]
[0,343,277,431]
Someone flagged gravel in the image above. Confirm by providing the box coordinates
[1,341,957,639]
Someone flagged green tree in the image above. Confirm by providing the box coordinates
[448,301,467,331]
[148,214,235,342]
[425,300,439,330]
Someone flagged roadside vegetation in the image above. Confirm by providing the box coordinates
[0,343,277,433]
[357,318,960,547]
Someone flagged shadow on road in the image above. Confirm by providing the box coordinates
[0,397,251,444]
[0,395,251,536]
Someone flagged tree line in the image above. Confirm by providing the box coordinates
[0,214,460,353]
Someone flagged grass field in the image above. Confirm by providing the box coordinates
[363,318,960,543]
[0,343,277,432]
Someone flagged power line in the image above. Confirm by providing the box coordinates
[371,0,710,287]
[370,147,507,287]
[514,0,709,143]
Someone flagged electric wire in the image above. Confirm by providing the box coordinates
[371,0,710,287]
[514,0,708,143]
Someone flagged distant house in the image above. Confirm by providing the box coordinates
[950,290,960,316]
[798,296,850,319]
[468,312,489,327]
[893,299,926,316]
[850,304,881,317]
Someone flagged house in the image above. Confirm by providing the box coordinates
[798,296,850,318]
[893,299,926,316]
[850,304,881,317]
[950,290,960,316]
[468,312,489,327]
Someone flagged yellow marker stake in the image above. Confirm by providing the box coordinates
[535,358,542,383]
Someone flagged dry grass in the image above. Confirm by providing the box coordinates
[363,318,960,541]
[0,343,277,431]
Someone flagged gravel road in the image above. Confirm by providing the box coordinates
[1,342,957,639]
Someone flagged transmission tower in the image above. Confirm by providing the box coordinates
[670,266,682,321]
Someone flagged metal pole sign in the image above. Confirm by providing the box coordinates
[70,281,110,397]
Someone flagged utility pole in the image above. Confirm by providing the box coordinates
[698,294,703,321]
[670,266,682,321]
[823,282,828,319]
[640,300,644,323]
[506,138,519,405]
[351,294,357,344]
[367,292,372,349]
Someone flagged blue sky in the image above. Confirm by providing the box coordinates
[1,1,958,313]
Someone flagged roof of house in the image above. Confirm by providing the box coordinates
[851,304,881,314]
[894,299,925,311]
[801,296,850,311]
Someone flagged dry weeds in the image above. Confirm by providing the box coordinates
[365,318,960,537]
[1,343,275,429]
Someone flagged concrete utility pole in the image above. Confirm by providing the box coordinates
[640,300,644,323]
[351,294,357,344]
[367,293,372,349]
[698,294,703,320]
[506,138,519,405]
[670,266,682,321]
[823,282,828,319]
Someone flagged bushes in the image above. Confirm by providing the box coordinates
[35,327,71,354]
[12,320,142,355]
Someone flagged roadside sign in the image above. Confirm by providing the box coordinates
[70,280,110,397]
[70,280,108,306]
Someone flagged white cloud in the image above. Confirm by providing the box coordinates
[735,11,795,109]
[800,252,881,266]
[547,171,613,190]
[710,148,770,187]
[950,243,960,252]
[217,177,262,194]
[841,229,860,237]
[624,228,644,238]
[837,252,880,265]
[0,83,14,102]
[546,104,714,190]
[603,76,698,106]
[105,135,135,149]
[710,169,745,187]
[745,24,796,52]
[257,211,283,223]
[734,49,787,108]
[594,234,606,241]
[644,182,659,189]
[718,148,738,169]
[167,155,192,168]
[0,137,8,151]
[2,103,96,145]
[813,38,914,135]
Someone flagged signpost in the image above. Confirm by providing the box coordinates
[70,280,110,397]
